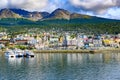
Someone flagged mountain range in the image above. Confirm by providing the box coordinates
[0,8,92,21]
[0,8,120,34]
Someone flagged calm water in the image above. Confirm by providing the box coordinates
[0,52,120,80]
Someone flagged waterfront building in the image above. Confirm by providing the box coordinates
[93,39,103,47]
[103,39,111,46]
[77,35,84,48]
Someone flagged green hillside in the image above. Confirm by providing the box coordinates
[0,18,120,34]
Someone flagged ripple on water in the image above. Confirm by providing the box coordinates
[0,53,120,80]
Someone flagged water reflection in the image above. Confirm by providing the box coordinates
[4,53,120,67]
[2,52,120,80]
[5,53,120,68]
[7,57,22,66]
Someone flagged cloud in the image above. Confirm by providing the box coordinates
[69,0,120,14]
[102,7,120,19]
[0,0,8,8]
[42,0,69,12]
[0,0,120,19]
[0,0,69,12]
[41,0,60,12]
[0,0,48,11]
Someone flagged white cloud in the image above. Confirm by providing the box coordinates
[42,0,67,12]
[0,0,67,12]
[0,0,8,8]
[76,7,120,19]
[103,8,120,19]
[41,0,58,12]
[0,0,48,11]
[0,0,120,19]
[69,0,119,14]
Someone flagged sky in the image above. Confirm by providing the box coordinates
[0,0,120,19]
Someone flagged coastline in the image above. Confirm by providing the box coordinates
[0,48,120,54]
[33,48,120,54]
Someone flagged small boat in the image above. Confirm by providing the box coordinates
[5,49,34,58]
[5,50,16,58]
[13,49,24,57]
[24,50,35,57]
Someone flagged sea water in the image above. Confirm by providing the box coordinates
[0,52,120,80]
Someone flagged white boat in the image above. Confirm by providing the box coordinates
[5,50,16,58]
[5,49,34,58]
[13,49,24,57]
[24,50,35,57]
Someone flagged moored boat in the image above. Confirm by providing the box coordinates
[5,50,16,58]
[13,49,24,57]
[5,49,35,58]
[24,50,35,57]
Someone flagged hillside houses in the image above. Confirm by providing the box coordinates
[0,31,119,50]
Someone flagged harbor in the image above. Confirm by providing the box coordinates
[0,1,120,80]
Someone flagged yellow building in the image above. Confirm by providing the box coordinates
[103,39,111,45]
[59,36,63,43]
